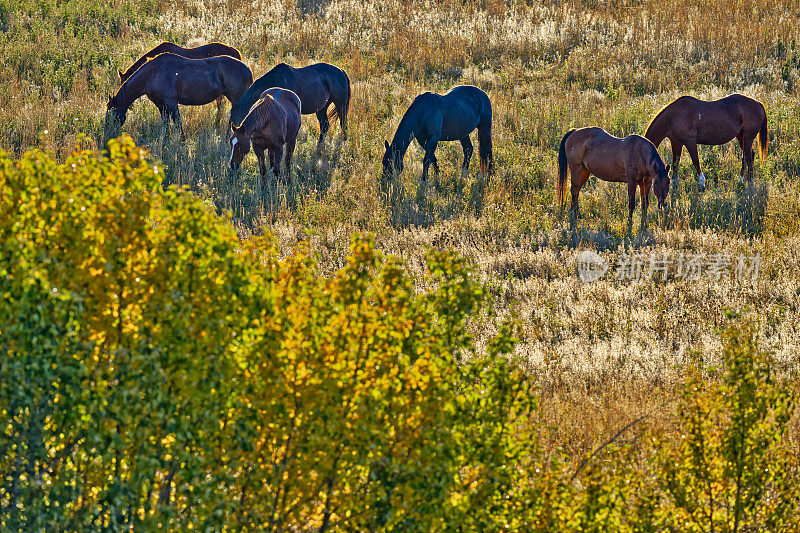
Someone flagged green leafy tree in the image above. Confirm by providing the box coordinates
[655,321,799,532]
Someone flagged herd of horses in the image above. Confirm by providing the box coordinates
[106,41,771,231]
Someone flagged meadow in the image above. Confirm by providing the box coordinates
[3,0,800,529]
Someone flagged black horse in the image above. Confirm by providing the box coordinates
[105,53,252,137]
[382,85,494,183]
[229,62,350,149]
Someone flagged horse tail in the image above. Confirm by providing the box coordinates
[478,97,494,175]
[758,106,769,160]
[327,68,351,124]
[558,129,576,206]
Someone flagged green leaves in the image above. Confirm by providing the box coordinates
[3,139,797,531]
[0,138,533,530]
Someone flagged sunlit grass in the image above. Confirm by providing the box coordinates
[3,0,800,465]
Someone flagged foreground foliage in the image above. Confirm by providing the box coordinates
[1,141,797,531]
[0,138,537,530]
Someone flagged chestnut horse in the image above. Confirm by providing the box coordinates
[382,85,493,184]
[105,53,252,138]
[118,41,242,83]
[229,62,350,149]
[644,94,768,191]
[229,88,302,186]
[558,127,670,231]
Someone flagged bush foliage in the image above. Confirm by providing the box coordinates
[0,137,538,530]
[1,140,797,530]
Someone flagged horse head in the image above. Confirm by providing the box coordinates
[229,125,251,170]
[381,140,403,181]
[654,163,670,209]
[105,94,127,129]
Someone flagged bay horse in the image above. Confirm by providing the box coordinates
[557,127,670,231]
[105,53,253,138]
[229,62,350,149]
[118,41,242,83]
[229,88,302,187]
[644,94,768,191]
[382,85,493,184]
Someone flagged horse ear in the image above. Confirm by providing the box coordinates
[384,140,390,151]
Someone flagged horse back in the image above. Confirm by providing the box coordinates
[439,86,491,140]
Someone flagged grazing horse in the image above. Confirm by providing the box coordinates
[558,127,670,231]
[118,42,243,123]
[229,88,302,186]
[644,94,768,191]
[382,85,493,183]
[229,62,350,149]
[105,53,253,137]
[118,41,242,83]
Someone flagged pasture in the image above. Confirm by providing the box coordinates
[3,0,800,529]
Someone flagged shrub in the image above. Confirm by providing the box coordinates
[0,137,535,530]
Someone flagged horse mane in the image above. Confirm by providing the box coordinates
[238,93,279,133]
[649,149,666,175]
[645,95,693,139]
[121,52,168,86]
[389,94,431,153]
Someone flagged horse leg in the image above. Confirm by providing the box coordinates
[254,145,268,188]
[685,141,704,191]
[272,144,284,181]
[460,137,474,178]
[284,138,297,179]
[215,96,224,128]
[421,138,440,183]
[741,131,757,182]
[164,103,184,142]
[568,164,587,225]
[667,139,682,202]
[640,180,651,232]
[627,181,637,232]
[316,108,330,153]
[669,139,682,178]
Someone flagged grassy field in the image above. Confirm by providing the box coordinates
[3,0,800,524]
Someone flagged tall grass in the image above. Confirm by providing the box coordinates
[4,0,800,467]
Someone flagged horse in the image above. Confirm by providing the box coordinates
[644,94,768,191]
[118,41,242,83]
[381,85,493,184]
[118,41,243,123]
[557,127,670,231]
[105,53,253,138]
[229,62,350,149]
[229,88,302,187]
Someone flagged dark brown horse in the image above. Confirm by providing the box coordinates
[558,127,670,231]
[118,41,242,83]
[105,53,253,138]
[382,85,493,184]
[644,94,768,191]
[229,63,350,150]
[118,42,243,123]
[229,88,302,186]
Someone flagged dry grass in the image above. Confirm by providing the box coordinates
[3,0,800,464]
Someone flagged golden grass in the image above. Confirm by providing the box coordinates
[4,0,800,465]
